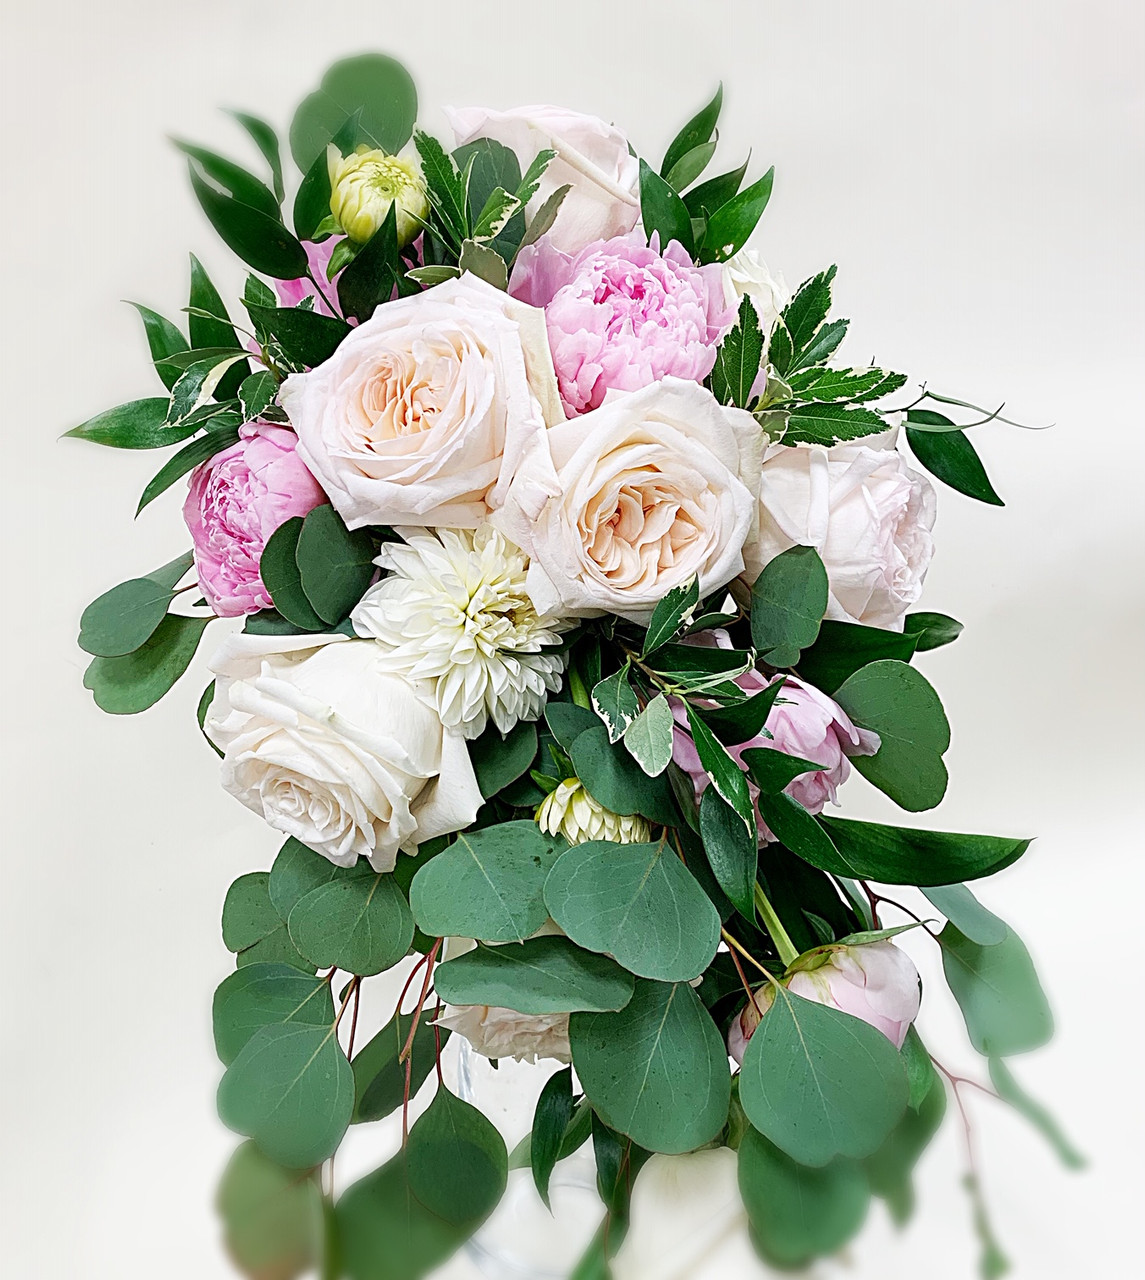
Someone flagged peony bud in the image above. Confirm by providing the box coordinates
[327,144,428,246]
[727,940,921,1064]
[536,778,651,845]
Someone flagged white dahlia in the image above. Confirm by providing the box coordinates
[351,526,569,739]
[536,778,652,845]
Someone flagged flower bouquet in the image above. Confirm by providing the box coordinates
[71,53,1077,1280]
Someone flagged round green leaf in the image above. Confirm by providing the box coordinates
[545,840,720,983]
[213,963,335,1066]
[287,873,414,976]
[833,660,950,812]
[470,719,538,799]
[406,1087,508,1227]
[409,821,566,943]
[217,1142,324,1280]
[922,882,1007,946]
[78,551,193,657]
[738,1127,869,1268]
[749,543,828,666]
[295,504,376,625]
[222,871,314,972]
[259,518,326,632]
[217,1022,354,1169]
[268,838,364,920]
[352,1009,441,1125]
[83,613,209,714]
[570,979,730,1154]
[569,724,679,825]
[738,988,909,1166]
[433,936,635,1014]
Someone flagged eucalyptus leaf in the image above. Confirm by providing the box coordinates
[406,1086,508,1227]
[259,517,327,632]
[988,1057,1084,1169]
[295,503,375,625]
[922,883,1007,946]
[940,922,1052,1056]
[83,613,210,714]
[470,719,538,799]
[750,544,828,666]
[217,1142,324,1280]
[352,1006,442,1124]
[222,871,313,972]
[78,551,193,657]
[288,872,414,976]
[212,963,335,1066]
[570,724,679,826]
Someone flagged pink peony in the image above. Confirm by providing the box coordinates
[509,230,735,416]
[274,238,345,316]
[671,632,878,841]
[728,940,922,1063]
[183,422,327,617]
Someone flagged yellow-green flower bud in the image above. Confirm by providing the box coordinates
[536,779,651,846]
[328,144,429,247]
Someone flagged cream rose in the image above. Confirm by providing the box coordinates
[435,1003,571,1065]
[204,634,482,871]
[721,247,789,336]
[744,430,937,629]
[279,274,562,530]
[444,104,641,254]
[494,378,762,625]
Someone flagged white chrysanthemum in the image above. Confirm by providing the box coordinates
[537,778,652,845]
[351,526,569,739]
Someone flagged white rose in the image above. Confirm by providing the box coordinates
[744,431,937,630]
[494,378,763,625]
[435,1003,571,1065]
[279,274,562,531]
[444,104,641,254]
[721,247,789,336]
[205,633,482,871]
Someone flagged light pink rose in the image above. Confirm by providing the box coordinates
[728,941,922,1063]
[670,632,877,840]
[183,422,326,617]
[279,274,561,530]
[274,238,345,317]
[745,433,937,630]
[445,104,640,254]
[510,231,734,417]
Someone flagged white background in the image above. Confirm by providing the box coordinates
[2,1,1143,1276]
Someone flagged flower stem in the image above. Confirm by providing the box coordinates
[754,882,799,968]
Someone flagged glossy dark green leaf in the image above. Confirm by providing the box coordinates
[78,551,193,657]
[407,1087,508,1227]
[758,791,840,864]
[222,871,314,971]
[903,611,964,652]
[434,936,634,1014]
[246,304,351,369]
[83,613,209,714]
[137,423,241,514]
[454,138,525,258]
[642,576,700,656]
[352,1007,442,1125]
[739,1127,869,1268]
[739,987,909,1165]
[218,1021,353,1168]
[645,641,753,686]
[701,167,774,263]
[591,664,640,744]
[470,719,538,799]
[742,746,828,795]
[700,676,787,745]
[226,110,285,201]
[750,544,828,666]
[127,303,188,391]
[570,724,679,826]
[682,702,754,825]
[531,1067,574,1209]
[290,54,418,172]
[639,159,693,256]
[175,139,280,218]
[188,254,248,398]
[796,619,919,695]
[940,923,1053,1056]
[817,816,1030,886]
[664,140,717,193]
[197,680,223,757]
[571,979,731,1154]
[833,659,950,811]
[988,1058,1084,1169]
[683,156,749,218]
[661,84,722,178]
[337,202,402,323]
[906,426,1004,505]
[545,839,720,982]
[922,882,1007,946]
[288,873,414,976]
[189,166,307,280]
[699,786,758,921]
[217,1141,324,1280]
[64,398,196,450]
[710,295,764,408]
[293,112,361,242]
[213,963,335,1066]
[259,517,327,631]
[294,503,374,625]
[410,821,566,943]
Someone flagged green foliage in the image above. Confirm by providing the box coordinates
[815,816,1031,885]
[544,839,721,983]
[570,724,679,825]
[218,1018,353,1169]
[64,397,197,450]
[545,701,600,752]
[699,786,758,921]
[682,702,754,825]
[239,369,278,422]
[293,112,361,242]
[904,611,964,652]
[83,613,209,714]
[639,159,694,256]
[833,659,951,811]
[188,165,308,281]
[259,517,327,631]
[864,1064,947,1223]
[288,870,414,976]
[458,239,509,289]
[290,54,418,172]
[940,922,1053,1056]
[750,544,828,666]
[783,402,887,446]
[710,296,764,408]
[664,141,716,193]
[470,719,538,798]
[517,183,572,252]
[683,157,748,217]
[127,303,188,391]
[738,1127,869,1268]
[217,1142,324,1280]
[406,1087,508,1227]
[223,872,314,971]
[785,365,907,405]
[434,936,635,1014]
[187,255,249,399]
[796,619,919,694]
[352,1007,441,1124]
[78,551,193,657]
[739,988,909,1165]
[213,963,335,1066]
[531,1067,574,1209]
[245,304,351,369]
[571,979,730,1154]
[622,694,675,777]
[642,575,700,656]
[415,131,472,250]
[453,137,525,258]
[922,882,1007,945]
[700,675,786,744]
[700,167,775,263]
[907,424,1004,505]
[337,202,404,323]
[661,85,722,179]
[138,423,241,515]
[227,109,285,202]
[988,1058,1084,1169]
[743,746,828,795]
[175,139,281,219]
[409,821,566,942]
[591,663,640,743]
[295,503,376,625]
